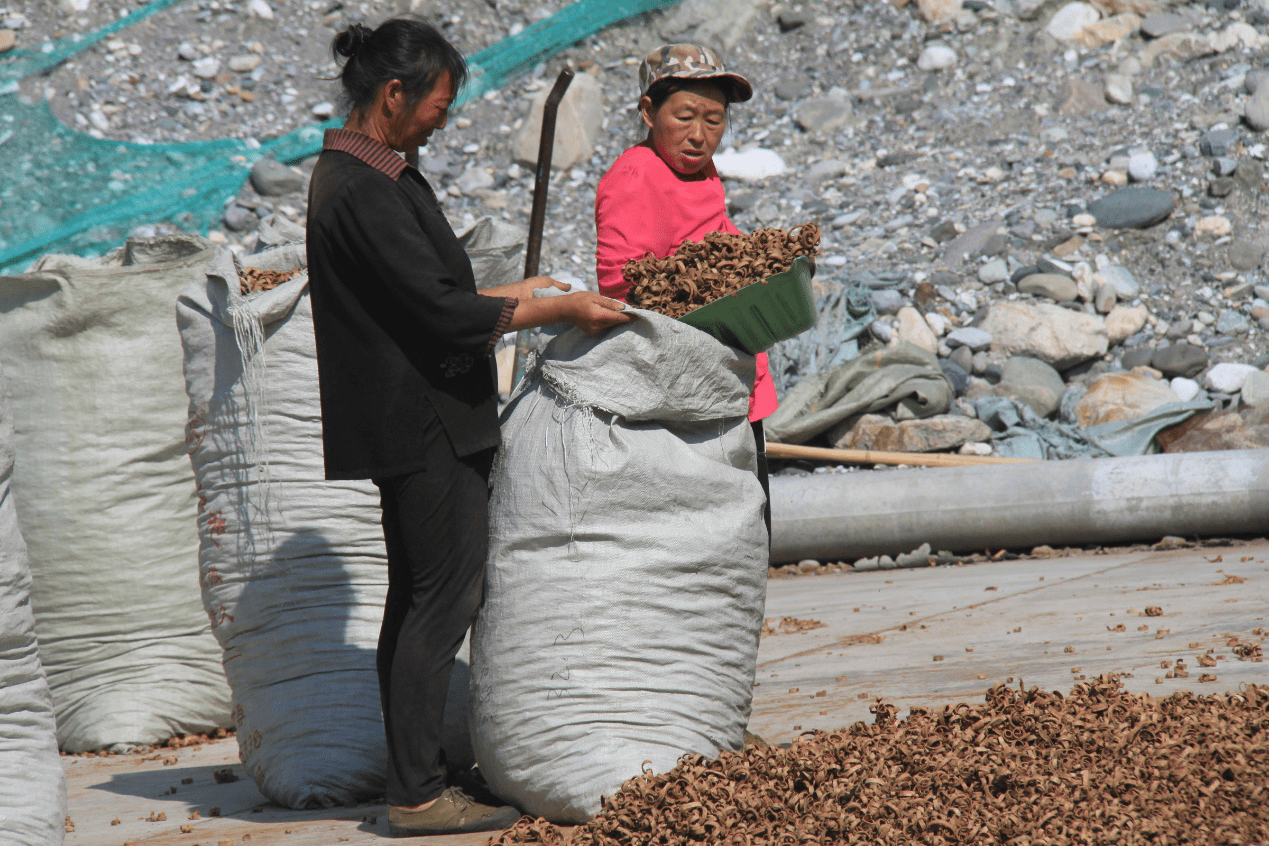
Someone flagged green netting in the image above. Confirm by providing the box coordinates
[0,0,679,274]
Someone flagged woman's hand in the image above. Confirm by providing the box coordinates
[559,291,633,335]
[507,290,632,334]
[480,276,572,300]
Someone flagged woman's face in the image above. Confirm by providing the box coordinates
[640,80,728,177]
[386,70,456,152]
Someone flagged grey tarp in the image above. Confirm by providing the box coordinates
[764,342,953,445]
[975,397,1214,459]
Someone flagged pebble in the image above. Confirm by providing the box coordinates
[228,54,262,73]
[1017,272,1078,303]
[1087,186,1175,229]
[247,0,275,19]
[918,44,958,72]
[1240,370,1269,408]
[945,327,991,352]
[191,57,220,79]
[1140,12,1190,39]
[1227,238,1266,271]
[1104,73,1133,106]
[1195,216,1233,238]
[1152,343,1209,378]
[1204,362,1259,393]
[1047,2,1101,41]
[792,94,853,135]
[1106,305,1149,345]
[1199,128,1238,157]
[713,148,787,181]
[311,101,334,120]
[997,356,1065,418]
[871,289,904,315]
[1127,150,1157,182]
[977,257,1009,284]
[0,28,15,54]
[249,157,306,196]
[1216,310,1251,336]
[1170,377,1202,402]
[177,42,197,61]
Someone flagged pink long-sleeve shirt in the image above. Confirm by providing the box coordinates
[595,144,777,422]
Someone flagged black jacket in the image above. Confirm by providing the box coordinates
[306,137,513,480]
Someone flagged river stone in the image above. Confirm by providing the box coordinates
[1057,77,1108,116]
[917,0,962,23]
[939,359,971,397]
[513,72,603,171]
[1200,128,1238,157]
[0,28,15,54]
[249,157,307,196]
[939,219,1005,266]
[946,326,993,352]
[1047,2,1100,41]
[1228,238,1268,271]
[1140,12,1189,39]
[871,289,904,315]
[833,413,991,453]
[1096,263,1140,299]
[1087,186,1175,228]
[793,94,853,135]
[1120,346,1155,370]
[893,306,938,354]
[1160,411,1269,452]
[1152,343,1208,378]
[1216,309,1252,336]
[981,301,1108,369]
[229,54,262,73]
[1170,377,1201,402]
[1017,272,1078,303]
[1094,283,1117,314]
[996,356,1065,418]
[1105,305,1148,345]
[917,44,958,72]
[1204,361,1259,393]
[1240,370,1269,408]
[1246,88,1269,133]
[1074,371,1179,427]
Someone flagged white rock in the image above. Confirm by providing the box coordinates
[1127,150,1157,182]
[946,327,993,351]
[178,42,197,61]
[1170,377,1201,402]
[63,0,91,11]
[1209,22,1266,53]
[917,0,961,23]
[1195,216,1233,238]
[1072,213,1097,228]
[1105,73,1133,105]
[1204,362,1259,393]
[88,108,109,131]
[1105,305,1148,345]
[978,257,1009,284]
[1047,2,1101,41]
[917,44,957,72]
[892,307,938,354]
[311,101,334,119]
[191,57,220,79]
[924,311,949,336]
[1240,370,1269,408]
[981,301,1108,369]
[713,148,787,181]
[247,0,275,20]
[228,54,261,73]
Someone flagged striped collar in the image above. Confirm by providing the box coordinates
[322,128,408,180]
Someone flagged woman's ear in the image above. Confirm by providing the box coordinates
[382,79,405,118]
[638,95,655,131]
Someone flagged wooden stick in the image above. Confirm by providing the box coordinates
[766,442,1034,468]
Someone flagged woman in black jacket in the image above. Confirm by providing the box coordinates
[307,18,629,837]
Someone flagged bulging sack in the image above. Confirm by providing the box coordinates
[178,244,474,809]
[0,365,66,846]
[0,235,231,752]
[471,312,768,823]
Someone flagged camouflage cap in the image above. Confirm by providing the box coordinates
[638,43,753,103]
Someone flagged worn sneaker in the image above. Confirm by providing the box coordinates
[388,787,522,837]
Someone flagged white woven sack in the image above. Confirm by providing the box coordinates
[0,235,231,753]
[0,365,66,846]
[177,244,474,809]
[471,311,768,823]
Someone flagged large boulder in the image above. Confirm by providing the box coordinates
[980,302,1109,369]
[513,71,603,172]
[1073,371,1179,427]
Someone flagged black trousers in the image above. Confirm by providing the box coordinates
[373,432,493,808]
[753,420,771,543]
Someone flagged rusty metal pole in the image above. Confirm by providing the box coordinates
[512,67,574,388]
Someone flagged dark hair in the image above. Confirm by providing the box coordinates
[330,18,468,119]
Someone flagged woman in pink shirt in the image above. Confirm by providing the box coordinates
[595,43,777,537]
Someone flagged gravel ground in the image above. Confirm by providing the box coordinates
[7,0,1269,404]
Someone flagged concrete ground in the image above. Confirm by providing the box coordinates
[65,539,1269,846]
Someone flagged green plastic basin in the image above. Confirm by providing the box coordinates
[677,255,817,354]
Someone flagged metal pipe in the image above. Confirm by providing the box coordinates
[769,449,1269,564]
[512,68,574,386]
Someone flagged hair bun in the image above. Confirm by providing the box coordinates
[333,23,372,59]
